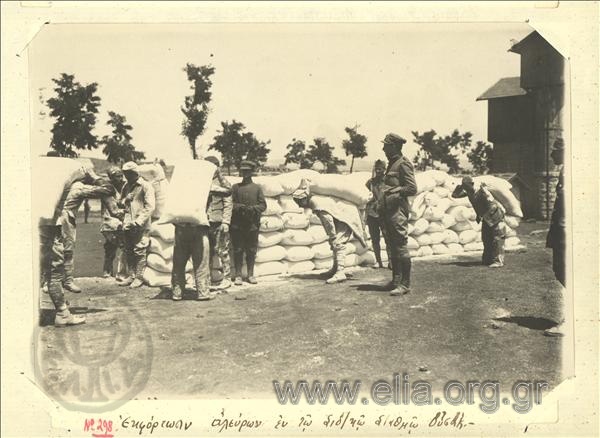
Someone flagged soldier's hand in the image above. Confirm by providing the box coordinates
[220,223,229,233]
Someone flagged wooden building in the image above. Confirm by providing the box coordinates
[477,31,565,219]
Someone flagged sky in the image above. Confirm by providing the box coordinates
[29,23,532,170]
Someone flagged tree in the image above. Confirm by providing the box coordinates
[208,120,271,173]
[305,137,346,173]
[467,141,493,174]
[46,73,101,157]
[181,63,215,159]
[411,129,473,174]
[100,111,145,164]
[284,138,311,169]
[342,125,368,173]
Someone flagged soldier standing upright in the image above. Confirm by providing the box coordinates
[378,133,417,296]
[230,160,266,285]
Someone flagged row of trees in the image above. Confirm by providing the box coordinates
[45,68,493,174]
[46,73,145,163]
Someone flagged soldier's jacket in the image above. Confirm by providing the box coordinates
[207,171,233,225]
[100,185,125,233]
[379,154,417,218]
[58,181,116,228]
[120,177,155,229]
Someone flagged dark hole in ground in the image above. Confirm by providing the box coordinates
[495,316,558,331]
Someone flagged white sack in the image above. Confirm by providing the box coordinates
[260,215,284,232]
[417,245,433,257]
[433,186,450,198]
[441,213,457,229]
[256,245,287,263]
[253,176,285,197]
[347,241,369,256]
[279,195,304,213]
[416,234,432,246]
[425,169,449,186]
[429,232,446,245]
[149,237,173,260]
[359,251,377,266]
[309,213,322,225]
[506,236,521,247]
[474,175,523,218]
[310,174,371,206]
[436,198,452,213]
[426,221,445,233]
[442,229,459,244]
[276,169,321,195]
[287,260,316,274]
[258,231,285,248]
[451,221,473,232]
[415,173,436,194]
[409,192,428,219]
[464,241,484,252]
[459,230,478,245]
[344,253,361,267]
[411,218,429,236]
[407,236,419,250]
[312,241,333,259]
[282,212,310,229]
[423,206,445,221]
[149,223,175,242]
[447,243,464,253]
[432,243,450,255]
[284,246,314,262]
[158,159,215,225]
[147,253,192,273]
[313,257,334,270]
[307,224,328,244]
[264,197,283,216]
[281,229,314,246]
[255,261,287,277]
[505,216,521,229]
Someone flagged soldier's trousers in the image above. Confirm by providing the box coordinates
[317,211,353,273]
[382,210,411,288]
[230,227,259,278]
[60,212,77,285]
[481,221,506,266]
[123,227,150,280]
[366,215,391,265]
[102,230,127,277]
[171,225,210,293]
[39,225,66,310]
[208,222,231,282]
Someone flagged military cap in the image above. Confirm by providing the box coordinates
[374,159,386,169]
[106,166,123,178]
[122,161,138,172]
[382,133,407,146]
[239,160,255,171]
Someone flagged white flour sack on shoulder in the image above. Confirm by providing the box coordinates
[276,169,320,194]
[158,159,216,226]
[281,229,313,246]
[258,231,285,248]
[256,245,287,263]
[310,174,371,206]
[33,157,91,223]
[474,175,523,218]
[284,246,314,262]
[136,164,168,219]
[260,215,284,232]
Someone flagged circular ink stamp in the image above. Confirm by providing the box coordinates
[34,302,153,413]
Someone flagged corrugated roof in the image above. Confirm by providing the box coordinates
[476,77,527,101]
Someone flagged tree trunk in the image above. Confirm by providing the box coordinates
[189,137,197,160]
[350,155,355,173]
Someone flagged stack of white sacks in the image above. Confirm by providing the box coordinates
[143,168,524,287]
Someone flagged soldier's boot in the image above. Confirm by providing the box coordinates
[63,250,82,293]
[246,252,258,284]
[171,283,183,301]
[54,306,86,328]
[323,252,339,278]
[130,255,146,288]
[384,256,401,290]
[373,249,384,269]
[233,251,244,285]
[391,255,411,296]
[326,251,347,284]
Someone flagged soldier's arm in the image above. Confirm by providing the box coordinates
[252,186,267,215]
[79,183,115,200]
[451,185,467,198]
[103,195,124,219]
[134,183,155,226]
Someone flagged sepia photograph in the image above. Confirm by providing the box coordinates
[2,2,598,437]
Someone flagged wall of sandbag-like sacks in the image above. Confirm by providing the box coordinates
[142,169,524,287]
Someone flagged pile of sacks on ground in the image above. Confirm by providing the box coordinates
[142,167,523,286]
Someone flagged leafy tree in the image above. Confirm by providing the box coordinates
[411,129,473,174]
[342,125,368,173]
[181,63,215,159]
[46,73,101,157]
[208,120,271,174]
[284,138,311,169]
[305,137,346,173]
[100,111,145,164]
[467,141,493,174]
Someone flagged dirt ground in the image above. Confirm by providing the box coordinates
[37,215,564,401]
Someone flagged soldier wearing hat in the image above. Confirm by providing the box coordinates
[58,167,116,293]
[205,156,233,291]
[119,161,155,288]
[451,176,507,267]
[366,159,391,268]
[230,160,267,285]
[379,133,417,295]
[100,167,127,279]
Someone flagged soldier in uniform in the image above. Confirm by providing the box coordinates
[100,167,127,279]
[451,176,507,268]
[230,160,267,285]
[365,159,391,269]
[378,133,418,296]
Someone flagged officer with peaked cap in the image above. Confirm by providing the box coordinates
[230,160,266,285]
[379,133,417,296]
[119,161,155,288]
